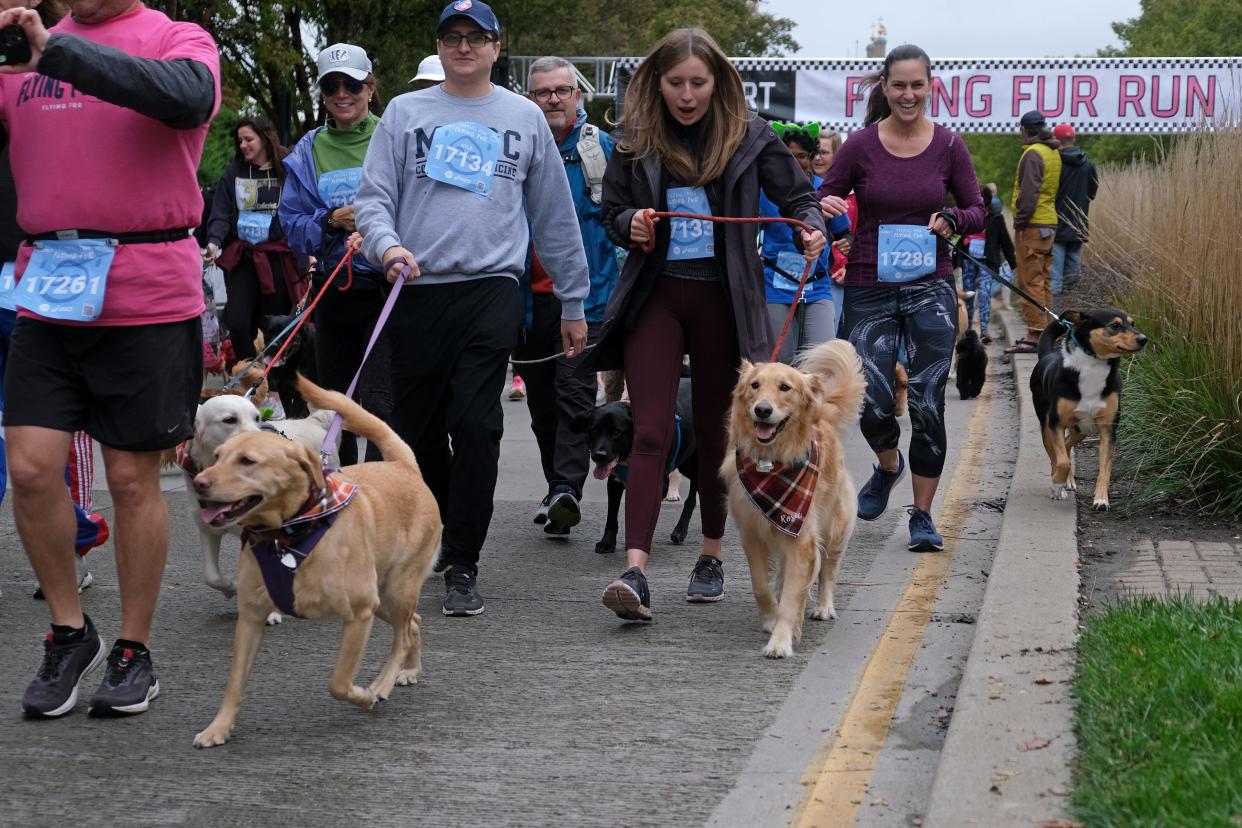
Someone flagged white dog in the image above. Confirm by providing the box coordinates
[178,395,340,624]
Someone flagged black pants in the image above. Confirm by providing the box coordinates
[839,280,956,478]
[223,253,291,360]
[513,293,599,500]
[388,277,523,571]
[313,281,389,466]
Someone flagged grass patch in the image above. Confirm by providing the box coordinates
[1073,597,1242,826]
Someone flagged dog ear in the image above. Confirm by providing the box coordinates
[568,410,593,434]
[738,359,753,377]
[806,373,825,402]
[294,442,326,494]
[1059,310,1085,325]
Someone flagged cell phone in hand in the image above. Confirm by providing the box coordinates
[0,25,31,66]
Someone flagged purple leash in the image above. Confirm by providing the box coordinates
[321,262,410,459]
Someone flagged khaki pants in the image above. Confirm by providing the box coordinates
[1015,226,1055,337]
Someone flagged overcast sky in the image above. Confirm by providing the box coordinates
[766,0,1143,59]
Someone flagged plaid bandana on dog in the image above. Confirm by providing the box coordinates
[735,441,821,537]
[242,474,359,617]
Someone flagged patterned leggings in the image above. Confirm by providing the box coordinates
[839,280,958,478]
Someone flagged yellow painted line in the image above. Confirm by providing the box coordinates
[791,381,995,828]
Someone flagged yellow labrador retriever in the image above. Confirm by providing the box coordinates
[191,375,441,748]
[722,340,866,658]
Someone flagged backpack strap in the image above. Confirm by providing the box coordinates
[577,123,607,205]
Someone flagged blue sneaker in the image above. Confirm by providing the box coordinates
[908,508,944,552]
[857,451,906,521]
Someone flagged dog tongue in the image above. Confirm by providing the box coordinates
[755,421,778,441]
[593,459,618,480]
[200,502,234,524]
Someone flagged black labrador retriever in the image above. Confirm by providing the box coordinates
[261,313,318,419]
[570,377,698,555]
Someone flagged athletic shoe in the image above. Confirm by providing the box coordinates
[89,643,160,716]
[532,492,552,525]
[857,450,906,521]
[21,615,105,718]
[32,555,95,601]
[546,487,581,529]
[602,566,652,621]
[442,568,484,616]
[908,508,945,552]
[508,376,526,400]
[686,554,725,602]
[544,521,570,536]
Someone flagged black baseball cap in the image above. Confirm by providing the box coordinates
[1019,110,1047,132]
[437,0,500,35]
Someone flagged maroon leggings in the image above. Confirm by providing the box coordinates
[623,276,740,553]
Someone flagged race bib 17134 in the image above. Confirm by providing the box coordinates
[237,211,274,245]
[876,224,937,283]
[17,238,114,321]
[425,122,502,197]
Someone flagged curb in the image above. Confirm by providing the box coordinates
[923,308,1080,826]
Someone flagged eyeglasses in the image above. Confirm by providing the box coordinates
[529,85,576,102]
[438,31,497,48]
[319,77,365,96]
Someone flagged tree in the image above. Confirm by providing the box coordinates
[1109,0,1242,56]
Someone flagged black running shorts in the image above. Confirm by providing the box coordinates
[4,316,202,451]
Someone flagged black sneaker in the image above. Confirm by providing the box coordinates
[442,568,484,616]
[544,521,570,536]
[602,566,652,621]
[532,492,552,525]
[89,643,160,716]
[22,615,105,718]
[546,487,581,529]
[686,554,725,603]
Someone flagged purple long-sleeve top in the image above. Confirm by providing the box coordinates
[817,123,985,288]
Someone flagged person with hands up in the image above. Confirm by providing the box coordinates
[817,44,985,554]
[354,0,589,618]
[587,27,826,622]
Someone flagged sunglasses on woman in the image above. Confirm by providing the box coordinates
[319,77,366,96]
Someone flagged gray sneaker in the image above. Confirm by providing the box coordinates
[442,568,485,617]
[89,644,160,716]
[22,615,106,718]
[686,555,725,602]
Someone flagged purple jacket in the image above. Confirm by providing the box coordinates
[817,124,984,288]
[586,116,826,371]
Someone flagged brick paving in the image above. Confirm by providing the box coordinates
[1114,538,1242,600]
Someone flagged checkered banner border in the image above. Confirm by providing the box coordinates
[612,56,1242,73]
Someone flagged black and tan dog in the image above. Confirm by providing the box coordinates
[569,378,699,555]
[1029,308,1147,510]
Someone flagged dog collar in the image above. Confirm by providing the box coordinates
[175,441,200,476]
[735,440,820,538]
[243,474,359,618]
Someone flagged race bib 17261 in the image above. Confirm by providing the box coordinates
[16,239,114,321]
[425,122,502,197]
[876,224,937,283]
[666,186,713,261]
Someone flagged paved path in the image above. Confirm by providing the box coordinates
[1112,538,1242,600]
[0,357,1021,827]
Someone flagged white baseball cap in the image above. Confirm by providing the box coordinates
[317,43,372,83]
[409,55,445,85]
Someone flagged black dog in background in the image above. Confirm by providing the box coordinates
[570,377,699,555]
[261,313,318,419]
[955,328,988,400]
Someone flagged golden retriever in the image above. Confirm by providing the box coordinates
[722,339,866,658]
[190,375,441,748]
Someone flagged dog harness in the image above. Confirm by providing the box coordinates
[242,474,359,618]
[614,414,681,482]
[735,440,821,538]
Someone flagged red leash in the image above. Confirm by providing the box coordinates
[632,210,819,362]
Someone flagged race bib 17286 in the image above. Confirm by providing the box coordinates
[425,122,502,197]
[16,239,114,321]
[876,224,937,283]
[666,186,713,261]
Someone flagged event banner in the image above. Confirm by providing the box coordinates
[613,57,1242,133]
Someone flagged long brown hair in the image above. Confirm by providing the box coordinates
[619,28,749,186]
[861,44,931,127]
[234,116,289,178]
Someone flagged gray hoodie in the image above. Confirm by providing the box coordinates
[355,84,589,320]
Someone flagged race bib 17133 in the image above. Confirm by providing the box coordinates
[876,224,937,283]
[17,239,114,321]
[425,122,502,197]
[666,186,713,261]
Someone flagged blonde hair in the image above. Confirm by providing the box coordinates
[820,130,842,153]
[618,28,749,186]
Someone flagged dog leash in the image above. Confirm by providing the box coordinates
[320,260,409,459]
[509,343,598,366]
[949,236,1069,331]
[632,211,822,362]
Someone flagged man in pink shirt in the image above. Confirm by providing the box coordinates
[0,0,219,719]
